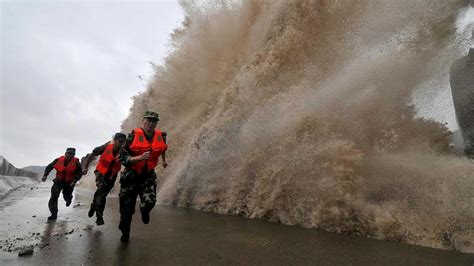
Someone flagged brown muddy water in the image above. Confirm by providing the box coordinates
[0,182,473,265]
[121,0,474,253]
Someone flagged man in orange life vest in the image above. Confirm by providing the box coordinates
[82,132,126,226]
[42,147,83,220]
[118,111,168,242]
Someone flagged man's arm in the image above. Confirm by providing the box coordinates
[162,132,167,144]
[82,143,108,174]
[119,131,149,167]
[42,158,59,181]
[119,131,135,167]
[72,160,83,183]
[161,151,167,168]
[161,132,168,168]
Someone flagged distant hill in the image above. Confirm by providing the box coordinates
[22,165,56,178]
[0,156,38,179]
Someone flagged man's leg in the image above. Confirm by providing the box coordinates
[94,176,114,225]
[62,184,74,207]
[138,173,157,224]
[48,182,62,220]
[119,182,137,242]
[88,172,101,217]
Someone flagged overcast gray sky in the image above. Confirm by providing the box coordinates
[0,0,184,168]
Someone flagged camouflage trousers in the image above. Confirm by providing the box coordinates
[118,170,157,232]
[90,171,116,218]
[48,181,74,215]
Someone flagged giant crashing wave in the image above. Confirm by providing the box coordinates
[122,0,474,252]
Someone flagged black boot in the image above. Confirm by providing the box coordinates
[141,208,150,224]
[96,216,104,226]
[47,214,57,220]
[65,198,72,207]
[120,230,130,242]
[88,204,95,218]
[118,222,130,242]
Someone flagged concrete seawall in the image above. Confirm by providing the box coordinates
[0,175,38,199]
[0,156,40,199]
[0,156,38,179]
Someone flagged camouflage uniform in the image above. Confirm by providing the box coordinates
[118,169,157,233]
[90,171,117,218]
[118,121,166,235]
[83,142,122,220]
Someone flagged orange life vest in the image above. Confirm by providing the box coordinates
[54,156,79,183]
[129,128,167,174]
[95,143,121,177]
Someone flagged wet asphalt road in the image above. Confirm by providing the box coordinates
[0,182,473,265]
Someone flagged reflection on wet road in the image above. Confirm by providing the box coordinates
[0,182,473,265]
